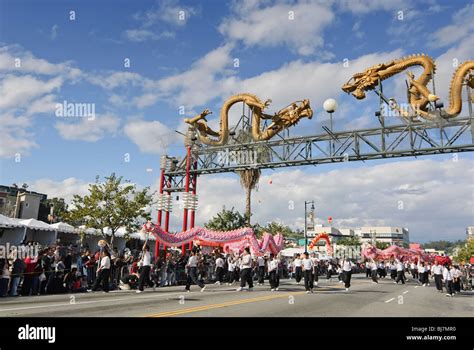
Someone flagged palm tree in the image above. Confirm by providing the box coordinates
[235,128,270,226]
[238,168,261,226]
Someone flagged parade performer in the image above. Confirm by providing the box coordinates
[268,254,279,291]
[236,247,253,291]
[214,254,225,285]
[394,259,406,284]
[302,252,314,293]
[257,255,266,286]
[432,260,443,293]
[185,250,206,292]
[342,257,354,292]
[293,254,303,284]
[443,264,454,297]
[136,244,152,293]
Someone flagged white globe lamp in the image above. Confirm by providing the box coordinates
[323,98,338,113]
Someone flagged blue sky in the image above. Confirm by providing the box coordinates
[0,0,473,242]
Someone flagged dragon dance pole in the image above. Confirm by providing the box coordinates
[182,146,192,255]
[155,169,165,259]
[189,159,198,250]
[163,176,171,255]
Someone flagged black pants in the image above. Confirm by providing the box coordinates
[186,267,204,290]
[453,279,461,292]
[138,265,151,291]
[313,268,319,282]
[216,267,224,283]
[227,270,236,283]
[343,271,352,288]
[366,268,371,278]
[396,271,405,284]
[304,270,314,291]
[240,268,253,288]
[434,274,443,291]
[269,270,279,289]
[295,267,302,283]
[390,270,397,280]
[445,280,453,295]
[92,269,110,292]
[371,270,378,283]
[258,266,265,284]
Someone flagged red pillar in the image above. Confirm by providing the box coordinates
[182,146,192,255]
[163,177,171,255]
[189,159,198,250]
[154,169,165,258]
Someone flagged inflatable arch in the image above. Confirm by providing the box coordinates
[308,232,333,256]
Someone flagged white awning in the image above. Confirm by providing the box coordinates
[50,222,75,233]
[0,214,24,228]
[19,218,54,231]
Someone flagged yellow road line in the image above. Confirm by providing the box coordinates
[146,289,335,317]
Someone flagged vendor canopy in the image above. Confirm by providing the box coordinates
[49,222,75,233]
[0,214,24,228]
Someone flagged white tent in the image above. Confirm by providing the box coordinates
[50,222,75,233]
[0,214,24,228]
[19,218,53,231]
[0,215,26,245]
[19,218,56,246]
[280,247,305,257]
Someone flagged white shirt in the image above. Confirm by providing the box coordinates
[396,261,404,271]
[268,260,279,272]
[187,255,198,268]
[370,262,378,271]
[432,265,443,275]
[418,265,425,273]
[257,256,265,267]
[215,257,224,268]
[240,254,252,269]
[227,260,235,272]
[302,258,313,271]
[100,256,110,269]
[294,258,302,268]
[442,267,453,281]
[342,260,353,272]
[142,252,151,266]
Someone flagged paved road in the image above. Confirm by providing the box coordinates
[0,275,472,317]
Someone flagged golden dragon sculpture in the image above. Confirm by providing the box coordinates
[184,93,313,146]
[342,54,474,121]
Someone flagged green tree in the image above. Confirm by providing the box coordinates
[375,240,390,250]
[67,173,154,248]
[453,238,474,263]
[336,236,362,246]
[204,207,247,231]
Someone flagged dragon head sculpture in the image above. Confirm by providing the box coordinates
[341,63,391,99]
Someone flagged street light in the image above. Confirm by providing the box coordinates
[323,98,337,155]
[304,200,315,253]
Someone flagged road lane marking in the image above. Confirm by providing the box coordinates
[414,286,418,288]
[403,291,409,294]
[146,291,314,317]
[385,298,395,303]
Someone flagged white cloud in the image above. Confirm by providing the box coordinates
[123,119,178,154]
[55,113,120,142]
[0,113,38,157]
[123,29,175,42]
[430,4,474,49]
[30,178,91,203]
[338,0,412,14]
[0,74,62,110]
[51,24,59,40]
[219,1,334,56]
[123,0,198,42]
[0,45,81,78]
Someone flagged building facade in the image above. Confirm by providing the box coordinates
[0,185,47,220]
